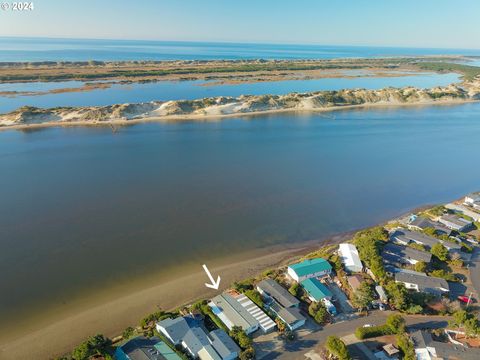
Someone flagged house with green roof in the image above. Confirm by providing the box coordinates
[300,278,332,302]
[287,258,332,282]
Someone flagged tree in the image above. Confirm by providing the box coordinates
[309,301,329,324]
[288,282,300,297]
[122,326,135,339]
[239,346,255,360]
[385,281,409,311]
[396,333,415,360]
[386,314,405,334]
[72,334,110,360]
[325,335,351,360]
[229,326,253,349]
[244,289,263,308]
[414,261,427,273]
[431,243,449,262]
[351,282,374,311]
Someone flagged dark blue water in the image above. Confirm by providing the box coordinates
[2,37,480,61]
[0,72,459,113]
[1,103,480,326]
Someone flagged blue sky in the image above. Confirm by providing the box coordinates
[1,0,479,49]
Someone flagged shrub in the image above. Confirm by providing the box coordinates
[326,335,351,360]
[355,324,393,339]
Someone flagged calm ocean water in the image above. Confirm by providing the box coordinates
[2,37,480,61]
[1,103,480,327]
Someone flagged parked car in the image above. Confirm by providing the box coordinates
[458,295,476,304]
[363,324,374,328]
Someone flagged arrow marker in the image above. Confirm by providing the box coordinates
[202,264,221,290]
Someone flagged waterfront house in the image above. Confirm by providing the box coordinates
[407,216,451,235]
[394,269,449,296]
[390,228,460,253]
[114,336,182,360]
[338,243,363,273]
[464,192,480,206]
[256,279,305,330]
[209,293,259,335]
[439,214,473,232]
[300,277,332,302]
[156,317,240,359]
[382,243,432,265]
[287,258,332,282]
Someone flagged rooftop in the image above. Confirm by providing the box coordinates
[209,329,240,358]
[383,242,432,263]
[440,214,473,227]
[338,243,363,270]
[117,336,181,360]
[288,258,332,277]
[395,269,449,293]
[156,317,190,344]
[270,301,305,325]
[411,330,480,360]
[257,278,299,308]
[209,293,258,331]
[300,278,332,301]
[347,274,363,291]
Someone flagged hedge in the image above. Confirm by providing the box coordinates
[355,324,393,339]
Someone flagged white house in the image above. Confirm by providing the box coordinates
[338,243,363,273]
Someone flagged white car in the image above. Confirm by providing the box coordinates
[363,324,375,328]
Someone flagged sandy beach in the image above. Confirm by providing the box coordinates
[0,232,353,360]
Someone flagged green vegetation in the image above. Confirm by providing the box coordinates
[288,282,300,297]
[140,309,175,328]
[229,326,255,360]
[414,261,428,273]
[244,289,264,308]
[353,226,388,280]
[355,314,405,339]
[71,334,112,360]
[449,310,480,336]
[122,326,135,339]
[396,333,415,360]
[429,269,458,282]
[325,336,351,360]
[192,300,229,332]
[431,243,449,262]
[351,281,374,311]
[416,62,480,81]
[308,301,329,324]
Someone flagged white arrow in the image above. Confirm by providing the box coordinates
[202,264,221,290]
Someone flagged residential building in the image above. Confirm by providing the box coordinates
[256,278,306,330]
[464,192,480,206]
[209,293,259,334]
[394,269,449,296]
[382,243,432,265]
[256,278,300,308]
[233,293,276,333]
[411,330,480,360]
[439,214,473,232]
[338,243,363,273]
[390,229,460,253]
[407,216,451,235]
[115,336,182,360]
[300,277,332,302]
[347,274,363,292]
[375,285,388,303]
[156,317,240,360]
[287,258,332,282]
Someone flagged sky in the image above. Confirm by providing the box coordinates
[1,0,479,49]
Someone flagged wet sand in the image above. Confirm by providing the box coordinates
[0,233,352,360]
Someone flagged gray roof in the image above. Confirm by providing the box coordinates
[270,301,305,326]
[440,214,473,227]
[391,228,440,248]
[257,279,300,308]
[182,327,210,355]
[209,329,240,358]
[395,269,449,294]
[119,336,166,360]
[408,217,451,234]
[156,317,190,344]
[411,330,480,360]
[210,293,258,330]
[383,243,432,263]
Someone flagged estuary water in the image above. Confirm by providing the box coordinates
[1,102,480,330]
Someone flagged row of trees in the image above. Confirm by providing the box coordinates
[353,227,388,280]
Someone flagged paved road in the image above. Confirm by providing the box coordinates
[469,246,480,297]
[256,311,450,360]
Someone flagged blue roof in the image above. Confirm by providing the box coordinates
[300,278,332,301]
[289,258,332,277]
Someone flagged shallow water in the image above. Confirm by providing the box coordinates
[0,72,460,113]
[1,102,480,328]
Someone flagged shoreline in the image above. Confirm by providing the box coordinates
[1,98,478,133]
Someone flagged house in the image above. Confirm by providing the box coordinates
[464,192,480,206]
[256,279,300,308]
[233,293,276,333]
[287,258,332,282]
[411,330,480,360]
[390,229,460,253]
[347,274,363,292]
[256,279,305,330]
[407,216,451,235]
[375,285,388,303]
[439,214,473,232]
[156,317,240,360]
[114,336,182,360]
[382,243,432,265]
[338,243,363,273]
[300,277,332,302]
[209,293,259,335]
[269,301,306,330]
[394,269,449,296]
[382,344,400,358]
